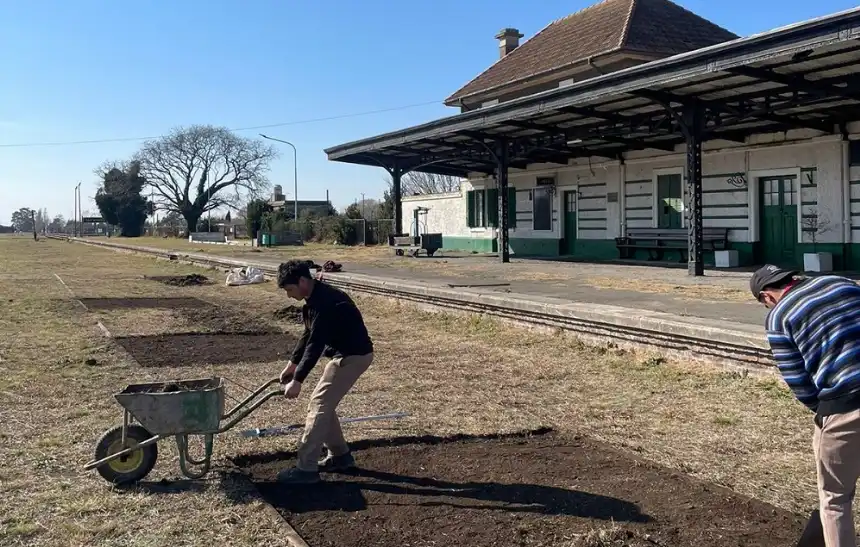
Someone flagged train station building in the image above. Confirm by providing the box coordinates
[325,0,860,274]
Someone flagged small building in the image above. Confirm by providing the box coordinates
[268,185,334,217]
[325,0,860,274]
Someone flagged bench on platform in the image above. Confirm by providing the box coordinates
[615,227,729,261]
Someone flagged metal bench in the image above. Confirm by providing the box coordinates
[615,227,729,261]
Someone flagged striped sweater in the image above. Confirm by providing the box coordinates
[766,275,860,413]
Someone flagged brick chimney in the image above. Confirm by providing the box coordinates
[495,28,523,58]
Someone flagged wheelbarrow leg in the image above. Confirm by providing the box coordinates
[175,434,215,479]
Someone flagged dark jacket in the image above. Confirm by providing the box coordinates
[289,282,373,383]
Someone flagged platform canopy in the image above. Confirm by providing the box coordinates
[325,7,860,273]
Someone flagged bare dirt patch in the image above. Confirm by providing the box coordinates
[272,305,303,323]
[237,429,805,547]
[145,273,211,286]
[114,331,293,367]
[79,297,210,310]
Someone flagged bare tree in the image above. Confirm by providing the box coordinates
[388,171,462,196]
[134,125,278,232]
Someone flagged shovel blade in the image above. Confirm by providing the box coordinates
[796,509,825,547]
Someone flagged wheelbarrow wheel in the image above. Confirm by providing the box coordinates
[93,424,158,485]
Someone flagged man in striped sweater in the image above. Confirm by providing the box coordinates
[752,264,860,546]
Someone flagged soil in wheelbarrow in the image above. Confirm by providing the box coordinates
[235,429,808,547]
[114,331,295,367]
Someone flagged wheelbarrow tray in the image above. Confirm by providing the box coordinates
[115,377,225,436]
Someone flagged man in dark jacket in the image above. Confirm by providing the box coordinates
[275,260,374,484]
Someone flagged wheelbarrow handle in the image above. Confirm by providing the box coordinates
[222,377,283,420]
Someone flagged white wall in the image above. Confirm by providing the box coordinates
[401,192,468,237]
[397,132,855,247]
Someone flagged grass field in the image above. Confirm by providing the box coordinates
[0,236,825,546]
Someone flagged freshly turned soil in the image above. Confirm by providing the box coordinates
[145,274,210,286]
[236,430,809,547]
[115,331,294,367]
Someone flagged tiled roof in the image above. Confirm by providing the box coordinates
[445,0,738,105]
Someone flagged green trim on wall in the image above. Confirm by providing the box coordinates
[442,236,497,253]
[702,203,747,208]
[510,238,560,257]
[625,206,651,211]
[578,182,606,188]
[567,239,618,260]
[626,192,651,198]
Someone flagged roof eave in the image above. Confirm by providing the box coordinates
[325,6,860,159]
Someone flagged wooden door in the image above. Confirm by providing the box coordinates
[563,190,577,255]
[760,176,798,266]
[657,174,683,229]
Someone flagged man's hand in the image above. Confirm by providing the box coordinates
[279,361,297,384]
[283,379,302,399]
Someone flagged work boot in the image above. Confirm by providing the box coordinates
[318,451,356,472]
[276,467,320,484]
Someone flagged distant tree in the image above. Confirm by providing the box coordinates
[344,203,363,219]
[225,210,232,224]
[245,199,272,240]
[376,189,395,220]
[388,172,461,196]
[34,208,49,233]
[48,215,65,233]
[136,125,278,232]
[10,208,34,232]
[94,160,149,237]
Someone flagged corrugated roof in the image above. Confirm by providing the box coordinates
[445,0,738,105]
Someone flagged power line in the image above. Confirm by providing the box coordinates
[0,100,442,149]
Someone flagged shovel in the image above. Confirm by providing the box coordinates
[796,509,825,547]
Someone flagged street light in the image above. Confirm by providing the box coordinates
[74,182,81,237]
[259,134,298,221]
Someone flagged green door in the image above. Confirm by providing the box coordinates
[563,190,577,255]
[760,176,798,266]
[657,174,683,229]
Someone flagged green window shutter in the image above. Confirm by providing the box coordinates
[507,188,516,228]
[466,191,476,228]
[486,188,499,227]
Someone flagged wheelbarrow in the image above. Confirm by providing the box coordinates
[84,376,284,485]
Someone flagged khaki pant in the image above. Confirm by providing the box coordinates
[296,353,373,471]
[814,409,860,546]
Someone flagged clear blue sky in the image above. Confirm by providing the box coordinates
[0,0,857,224]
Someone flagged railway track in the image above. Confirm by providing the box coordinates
[56,236,775,373]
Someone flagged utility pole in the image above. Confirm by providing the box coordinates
[259,134,298,221]
[361,193,365,219]
[30,209,37,241]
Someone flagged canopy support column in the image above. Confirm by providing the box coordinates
[392,165,403,236]
[496,140,510,263]
[681,103,704,277]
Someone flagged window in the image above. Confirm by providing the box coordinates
[850,140,860,166]
[467,189,488,228]
[533,186,553,231]
[475,191,485,226]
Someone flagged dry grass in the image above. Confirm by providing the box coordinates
[0,236,825,547]
[580,276,751,302]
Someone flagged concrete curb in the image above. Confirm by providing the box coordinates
[63,237,774,371]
